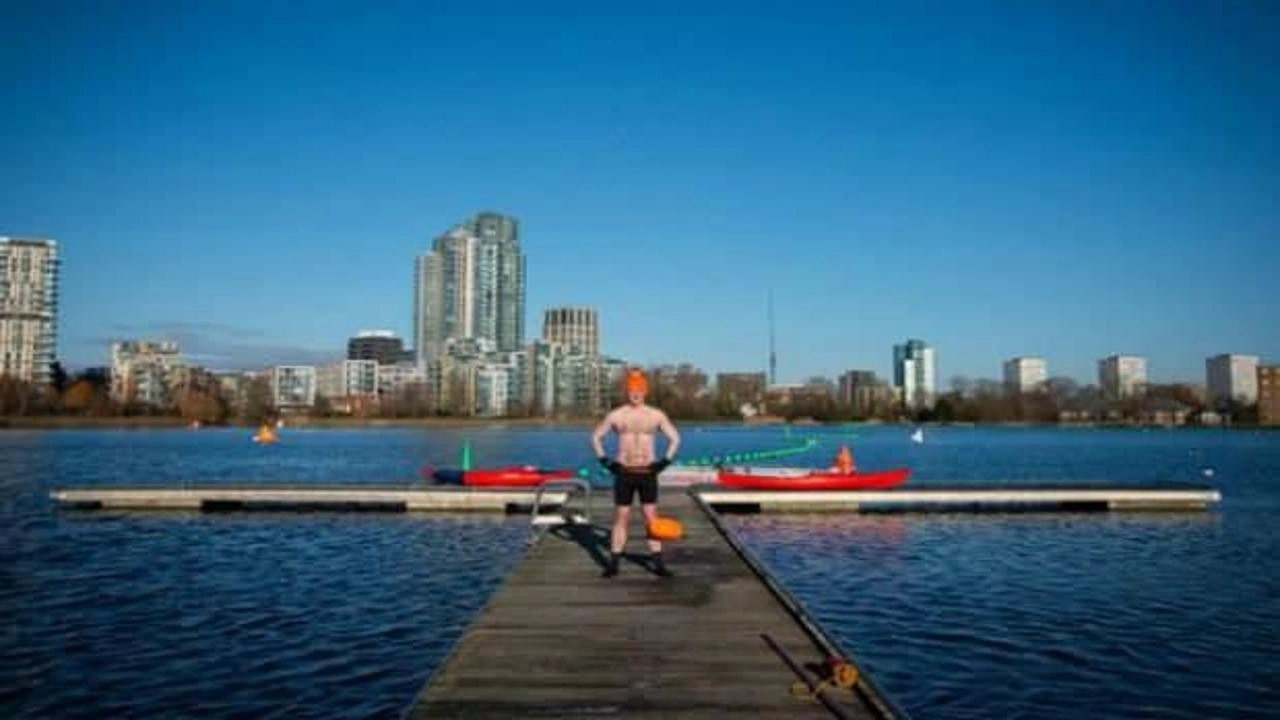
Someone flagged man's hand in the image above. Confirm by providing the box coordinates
[649,458,672,474]
[598,456,622,474]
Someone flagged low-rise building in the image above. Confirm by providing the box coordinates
[1206,354,1259,408]
[347,330,408,365]
[1098,354,1147,399]
[110,340,185,408]
[272,366,316,408]
[716,372,766,407]
[215,371,258,416]
[1259,366,1280,426]
[342,359,379,396]
[838,370,895,416]
[418,337,626,417]
[377,362,426,397]
[1003,357,1048,394]
[476,361,515,417]
[1141,397,1192,427]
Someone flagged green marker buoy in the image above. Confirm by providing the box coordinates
[460,440,473,471]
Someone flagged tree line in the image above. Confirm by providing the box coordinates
[0,364,1260,425]
[0,364,268,425]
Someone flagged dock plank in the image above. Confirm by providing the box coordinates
[407,491,890,719]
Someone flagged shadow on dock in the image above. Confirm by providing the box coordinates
[547,523,664,574]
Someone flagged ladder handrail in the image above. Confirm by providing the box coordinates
[530,479,592,534]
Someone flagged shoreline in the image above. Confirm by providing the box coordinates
[0,416,1271,431]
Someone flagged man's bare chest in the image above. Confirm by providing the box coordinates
[613,411,659,434]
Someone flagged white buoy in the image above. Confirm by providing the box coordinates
[910,428,925,444]
[1202,467,1215,478]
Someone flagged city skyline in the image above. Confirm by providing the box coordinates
[11,221,1276,389]
[4,4,1277,383]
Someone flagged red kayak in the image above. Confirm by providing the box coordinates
[716,467,910,491]
[426,466,576,487]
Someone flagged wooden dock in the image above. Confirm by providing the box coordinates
[51,484,1221,514]
[405,490,901,719]
[697,486,1222,512]
[49,485,569,512]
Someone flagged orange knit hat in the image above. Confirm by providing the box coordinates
[624,369,648,395]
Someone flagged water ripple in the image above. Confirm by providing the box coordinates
[2,508,526,719]
[4,427,1280,718]
[733,505,1280,720]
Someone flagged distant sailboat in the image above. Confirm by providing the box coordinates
[910,427,925,444]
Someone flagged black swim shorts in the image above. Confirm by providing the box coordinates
[613,468,658,506]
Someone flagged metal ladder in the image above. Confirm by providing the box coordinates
[529,479,593,541]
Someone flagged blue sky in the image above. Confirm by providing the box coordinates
[3,1,1277,385]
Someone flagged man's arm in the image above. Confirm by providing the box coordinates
[657,411,681,461]
[591,410,616,459]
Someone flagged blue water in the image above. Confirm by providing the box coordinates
[1,426,1277,718]
[731,426,1280,719]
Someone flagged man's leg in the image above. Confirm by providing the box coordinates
[641,502,662,555]
[603,475,633,578]
[639,475,672,577]
[603,506,629,578]
[610,505,631,554]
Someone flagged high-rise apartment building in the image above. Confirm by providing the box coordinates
[543,307,599,356]
[467,212,525,353]
[0,236,59,384]
[893,339,936,410]
[414,212,526,364]
[414,227,475,363]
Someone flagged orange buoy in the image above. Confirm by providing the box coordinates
[832,445,855,474]
[647,516,683,541]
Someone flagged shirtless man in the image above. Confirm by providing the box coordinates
[591,368,681,578]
